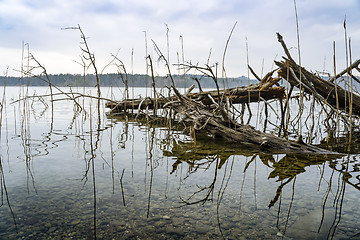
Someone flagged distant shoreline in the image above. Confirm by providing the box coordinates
[0,73,257,88]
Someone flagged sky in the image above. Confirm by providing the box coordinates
[0,0,359,77]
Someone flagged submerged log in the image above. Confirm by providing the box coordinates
[105,77,284,113]
[165,86,339,155]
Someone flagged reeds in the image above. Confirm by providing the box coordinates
[1,15,359,240]
[0,70,18,231]
[8,18,360,155]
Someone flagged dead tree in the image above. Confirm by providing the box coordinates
[163,86,339,155]
[105,75,284,113]
[276,33,360,117]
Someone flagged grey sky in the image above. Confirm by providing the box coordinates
[0,0,359,77]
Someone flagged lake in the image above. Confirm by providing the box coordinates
[0,86,359,239]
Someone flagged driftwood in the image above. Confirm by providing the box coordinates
[164,86,338,155]
[276,33,360,116]
[328,59,360,85]
[104,32,360,155]
[105,76,284,113]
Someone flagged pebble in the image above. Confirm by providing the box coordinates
[165,226,184,236]
[195,227,209,234]
[48,227,57,233]
[71,219,81,225]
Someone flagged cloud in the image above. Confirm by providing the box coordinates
[0,0,359,77]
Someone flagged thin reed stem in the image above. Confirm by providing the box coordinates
[293,0,304,139]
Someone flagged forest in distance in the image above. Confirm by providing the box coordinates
[0,73,258,89]
[1,72,359,90]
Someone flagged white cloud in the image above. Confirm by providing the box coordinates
[0,0,359,77]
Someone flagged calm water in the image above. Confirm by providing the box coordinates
[0,86,359,239]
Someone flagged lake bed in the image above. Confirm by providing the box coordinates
[0,86,359,239]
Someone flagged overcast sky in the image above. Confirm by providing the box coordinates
[0,0,359,77]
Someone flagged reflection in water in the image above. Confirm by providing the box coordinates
[260,154,330,208]
[0,87,360,239]
[146,126,155,218]
[157,132,360,239]
[0,86,17,232]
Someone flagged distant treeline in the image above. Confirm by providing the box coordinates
[0,73,257,89]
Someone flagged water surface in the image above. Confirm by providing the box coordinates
[0,86,359,239]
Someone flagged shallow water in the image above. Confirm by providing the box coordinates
[0,86,359,239]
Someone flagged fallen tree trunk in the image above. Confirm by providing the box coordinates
[105,77,284,113]
[276,59,360,116]
[276,33,360,116]
[165,86,339,155]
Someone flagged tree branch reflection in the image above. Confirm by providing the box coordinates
[161,133,360,239]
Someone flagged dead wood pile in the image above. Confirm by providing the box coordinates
[104,32,360,155]
[163,86,337,155]
[105,75,284,113]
